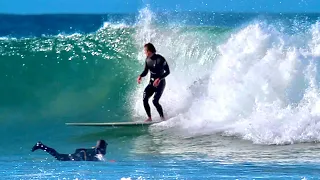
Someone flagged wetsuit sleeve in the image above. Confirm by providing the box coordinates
[159,58,170,80]
[96,148,102,154]
[74,148,86,153]
[140,61,148,77]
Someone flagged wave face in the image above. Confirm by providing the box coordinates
[1,9,320,146]
[0,25,139,123]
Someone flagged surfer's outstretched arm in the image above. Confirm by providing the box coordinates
[140,61,148,77]
[138,62,148,84]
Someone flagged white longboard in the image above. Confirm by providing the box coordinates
[65,121,161,127]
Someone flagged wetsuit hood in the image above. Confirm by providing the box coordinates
[96,140,107,155]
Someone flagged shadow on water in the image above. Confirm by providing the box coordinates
[66,126,151,143]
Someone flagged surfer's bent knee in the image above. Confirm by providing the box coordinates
[152,98,160,106]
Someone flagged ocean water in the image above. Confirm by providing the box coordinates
[1,7,320,179]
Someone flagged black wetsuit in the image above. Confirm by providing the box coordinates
[31,142,105,161]
[140,53,170,118]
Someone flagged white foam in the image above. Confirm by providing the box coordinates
[0,37,9,40]
[101,22,130,29]
[130,7,320,145]
[121,178,132,180]
[0,36,17,40]
[56,33,82,39]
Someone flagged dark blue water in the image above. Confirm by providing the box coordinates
[2,12,320,38]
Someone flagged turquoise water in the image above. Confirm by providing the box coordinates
[2,158,320,179]
[1,7,320,179]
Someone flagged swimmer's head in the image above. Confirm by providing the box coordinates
[96,139,107,155]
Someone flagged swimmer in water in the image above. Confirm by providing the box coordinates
[31,139,107,161]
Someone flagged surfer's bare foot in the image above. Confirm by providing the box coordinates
[31,141,42,152]
[161,117,166,121]
[144,117,152,122]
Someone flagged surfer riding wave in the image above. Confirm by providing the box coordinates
[137,43,170,122]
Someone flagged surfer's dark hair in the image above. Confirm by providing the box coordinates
[97,140,107,155]
[144,43,156,53]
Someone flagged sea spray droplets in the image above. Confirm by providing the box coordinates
[135,6,157,56]
[310,22,320,56]
[130,8,320,145]
[202,22,320,145]
[130,10,221,119]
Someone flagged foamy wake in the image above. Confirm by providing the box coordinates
[130,8,320,145]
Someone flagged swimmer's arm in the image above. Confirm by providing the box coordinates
[140,61,148,77]
[95,148,103,154]
[159,58,170,80]
[74,148,86,153]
